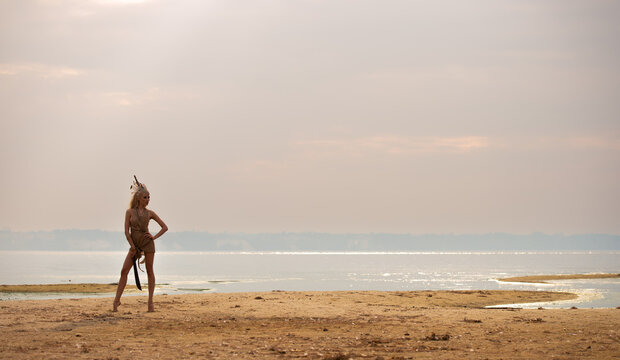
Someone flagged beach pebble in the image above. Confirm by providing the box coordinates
[424,332,450,341]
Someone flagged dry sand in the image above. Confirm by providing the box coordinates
[498,273,620,284]
[1,290,619,359]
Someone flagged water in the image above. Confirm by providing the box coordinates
[1,251,618,308]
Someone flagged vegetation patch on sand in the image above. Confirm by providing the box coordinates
[498,273,620,284]
[0,283,140,293]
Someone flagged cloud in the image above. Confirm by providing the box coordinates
[100,89,162,107]
[364,66,490,83]
[44,0,152,6]
[295,135,620,159]
[70,86,195,108]
[93,0,150,5]
[226,136,490,180]
[0,63,85,79]
[296,136,490,157]
[227,160,290,179]
[564,137,620,151]
[33,0,153,18]
[506,136,620,151]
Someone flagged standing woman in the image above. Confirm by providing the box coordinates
[113,177,168,312]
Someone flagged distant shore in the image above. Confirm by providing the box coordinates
[1,290,618,359]
[498,273,620,284]
[3,229,619,252]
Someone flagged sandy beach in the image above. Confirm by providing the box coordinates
[1,289,619,359]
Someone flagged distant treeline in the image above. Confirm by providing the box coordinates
[1,230,619,251]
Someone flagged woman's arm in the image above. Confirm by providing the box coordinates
[148,210,168,241]
[125,209,136,252]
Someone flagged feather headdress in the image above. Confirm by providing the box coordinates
[130,175,146,195]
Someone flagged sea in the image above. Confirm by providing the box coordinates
[1,251,618,308]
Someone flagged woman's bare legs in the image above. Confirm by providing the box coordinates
[113,250,135,312]
[145,252,155,312]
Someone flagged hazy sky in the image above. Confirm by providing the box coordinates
[1,0,619,234]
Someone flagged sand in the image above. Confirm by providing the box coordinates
[1,290,619,359]
[498,273,620,284]
[0,283,139,293]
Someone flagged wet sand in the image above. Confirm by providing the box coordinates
[0,283,139,293]
[2,272,617,292]
[498,273,620,284]
[1,290,619,359]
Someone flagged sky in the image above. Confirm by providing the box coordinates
[1,0,619,234]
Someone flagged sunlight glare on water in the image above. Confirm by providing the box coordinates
[0,251,618,308]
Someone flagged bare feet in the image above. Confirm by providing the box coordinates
[112,300,121,312]
[148,302,155,312]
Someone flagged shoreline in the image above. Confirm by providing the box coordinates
[498,273,620,284]
[0,290,618,359]
[3,272,619,294]
[3,289,578,306]
[0,283,140,293]
[0,287,578,307]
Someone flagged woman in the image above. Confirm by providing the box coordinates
[113,177,168,312]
